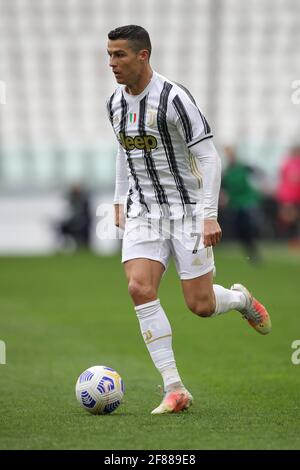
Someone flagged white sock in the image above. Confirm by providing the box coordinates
[135,299,183,391]
[212,285,247,316]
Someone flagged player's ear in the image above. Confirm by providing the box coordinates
[139,49,149,62]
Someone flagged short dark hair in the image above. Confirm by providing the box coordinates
[108,25,152,59]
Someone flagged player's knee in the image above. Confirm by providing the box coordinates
[128,280,156,304]
[187,296,215,317]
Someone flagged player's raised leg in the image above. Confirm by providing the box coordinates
[124,258,193,414]
[180,258,271,334]
[230,283,271,334]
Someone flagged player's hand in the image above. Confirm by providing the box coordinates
[114,204,125,230]
[203,219,222,247]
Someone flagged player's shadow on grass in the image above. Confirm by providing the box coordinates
[75,412,136,418]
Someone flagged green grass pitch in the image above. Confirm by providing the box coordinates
[0,245,300,450]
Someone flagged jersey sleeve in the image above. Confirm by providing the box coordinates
[113,144,129,204]
[106,94,115,127]
[189,139,221,219]
[169,88,213,148]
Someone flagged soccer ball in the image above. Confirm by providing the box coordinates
[75,365,124,414]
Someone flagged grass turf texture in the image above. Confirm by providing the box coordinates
[0,245,300,450]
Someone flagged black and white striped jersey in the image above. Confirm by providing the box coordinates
[107,71,213,219]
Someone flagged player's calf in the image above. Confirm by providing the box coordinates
[186,294,216,317]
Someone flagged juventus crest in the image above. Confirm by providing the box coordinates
[146,109,157,127]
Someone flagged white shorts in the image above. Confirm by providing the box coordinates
[122,217,215,280]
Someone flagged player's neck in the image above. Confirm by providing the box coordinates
[125,67,153,96]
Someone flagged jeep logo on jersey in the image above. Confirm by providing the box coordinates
[119,132,158,152]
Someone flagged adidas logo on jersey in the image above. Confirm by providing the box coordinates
[119,132,157,152]
[191,258,202,266]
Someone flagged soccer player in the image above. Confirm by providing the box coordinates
[106,25,271,414]
[221,146,262,263]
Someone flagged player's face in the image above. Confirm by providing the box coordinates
[107,39,145,86]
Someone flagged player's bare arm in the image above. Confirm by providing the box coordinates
[114,203,125,229]
[113,144,128,230]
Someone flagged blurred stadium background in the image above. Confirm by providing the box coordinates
[0,0,299,254]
